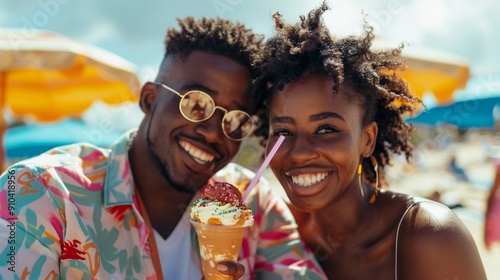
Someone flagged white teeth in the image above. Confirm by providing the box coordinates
[290,172,328,187]
[179,140,214,164]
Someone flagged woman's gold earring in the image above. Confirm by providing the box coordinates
[369,156,379,204]
[358,163,364,198]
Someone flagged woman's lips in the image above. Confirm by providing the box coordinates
[284,170,332,197]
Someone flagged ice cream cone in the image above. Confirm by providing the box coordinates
[191,220,252,280]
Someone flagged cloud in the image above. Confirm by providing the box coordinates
[376,0,500,75]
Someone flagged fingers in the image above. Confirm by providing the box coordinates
[217,261,245,279]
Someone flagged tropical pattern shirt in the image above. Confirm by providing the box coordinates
[0,130,326,279]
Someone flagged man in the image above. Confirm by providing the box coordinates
[0,17,326,279]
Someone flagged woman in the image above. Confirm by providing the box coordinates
[255,3,487,279]
[485,158,500,250]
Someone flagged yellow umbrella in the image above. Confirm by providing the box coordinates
[373,39,470,105]
[0,29,140,170]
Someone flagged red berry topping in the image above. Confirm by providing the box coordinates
[201,182,242,206]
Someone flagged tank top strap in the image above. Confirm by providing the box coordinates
[394,198,440,280]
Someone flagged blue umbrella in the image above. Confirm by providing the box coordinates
[4,118,122,163]
[406,95,500,129]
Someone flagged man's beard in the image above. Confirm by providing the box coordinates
[159,160,198,194]
[146,105,199,194]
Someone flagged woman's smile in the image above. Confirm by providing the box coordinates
[287,171,330,188]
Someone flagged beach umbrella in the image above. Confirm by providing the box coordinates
[406,75,500,129]
[406,95,500,129]
[373,40,470,105]
[0,29,140,170]
[4,118,122,166]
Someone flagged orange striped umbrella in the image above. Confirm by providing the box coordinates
[373,39,470,106]
[0,29,140,170]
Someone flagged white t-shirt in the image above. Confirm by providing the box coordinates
[155,196,203,279]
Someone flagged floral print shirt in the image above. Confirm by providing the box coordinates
[0,130,326,279]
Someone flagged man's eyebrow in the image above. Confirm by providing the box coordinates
[182,83,214,94]
[310,112,345,122]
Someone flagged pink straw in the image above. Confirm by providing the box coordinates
[242,135,285,202]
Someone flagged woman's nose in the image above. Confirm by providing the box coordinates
[287,134,320,164]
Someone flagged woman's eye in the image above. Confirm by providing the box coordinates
[317,125,340,134]
[272,128,292,136]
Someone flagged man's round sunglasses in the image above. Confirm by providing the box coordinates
[152,82,255,141]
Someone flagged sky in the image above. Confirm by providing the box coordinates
[1,0,499,84]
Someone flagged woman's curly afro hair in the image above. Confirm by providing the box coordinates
[253,2,422,186]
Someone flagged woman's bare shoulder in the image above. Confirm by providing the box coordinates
[396,197,487,279]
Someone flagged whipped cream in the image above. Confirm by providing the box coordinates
[190,198,253,227]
